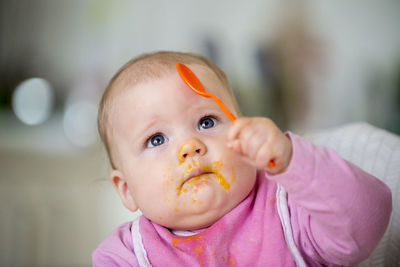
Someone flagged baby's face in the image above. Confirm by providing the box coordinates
[110,64,257,230]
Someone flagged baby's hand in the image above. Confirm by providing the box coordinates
[227,117,292,174]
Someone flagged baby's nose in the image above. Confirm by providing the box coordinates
[178,139,207,163]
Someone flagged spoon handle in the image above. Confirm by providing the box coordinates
[210,95,236,122]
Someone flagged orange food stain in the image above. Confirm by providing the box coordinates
[172,238,179,247]
[195,243,203,257]
[210,160,233,189]
[221,256,235,266]
[176,159,235,196]
[186,176,201,184]
[187,235,202,241]
[178,146,185,164]
[178,143,198,165]
[215,172,230,189]
[172,235,203,247]
[172,235,205,265]
[228,256,235,267]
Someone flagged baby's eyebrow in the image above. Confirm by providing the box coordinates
[128,118,160,142]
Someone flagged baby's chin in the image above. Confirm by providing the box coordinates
[147,166,257,230]
[161,209,228,231]
[151,191,244,231]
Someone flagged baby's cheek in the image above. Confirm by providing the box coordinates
[214,159,235,189]
[161,168,176,201]
[231,154,257,182]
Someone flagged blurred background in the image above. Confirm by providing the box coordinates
[0,0,399,266]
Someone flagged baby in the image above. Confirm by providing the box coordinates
[93,51,392,266]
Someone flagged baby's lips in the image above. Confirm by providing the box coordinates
[186,168,205,180]
[180,168,213,188]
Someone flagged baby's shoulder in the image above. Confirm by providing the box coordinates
[100,221,133,248]
[92,221,139,266]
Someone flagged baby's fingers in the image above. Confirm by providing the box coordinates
[227,117,252,143]
[255,142,276,170]
[230,139,242,154]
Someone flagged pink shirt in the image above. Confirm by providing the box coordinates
[93,133,392,266]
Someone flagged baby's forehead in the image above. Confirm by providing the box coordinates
[117,63,224,95]
[108,62,232,120]
[112,71,224,112]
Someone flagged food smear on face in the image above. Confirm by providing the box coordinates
[178,142,198,165]
[176,160,235,196]
[212,160,232,190]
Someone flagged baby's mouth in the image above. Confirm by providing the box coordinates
[180,168,213,188]
[175,160,232,195]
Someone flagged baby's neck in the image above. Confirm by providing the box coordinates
[170,228,206,237]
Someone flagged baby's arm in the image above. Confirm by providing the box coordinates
[227,117,392,266]
[271,133,392,265]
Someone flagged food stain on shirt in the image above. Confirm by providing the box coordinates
[172,234,203,247]
[171,233,235,266]
[195,243,204,257]
[172,235,205,265]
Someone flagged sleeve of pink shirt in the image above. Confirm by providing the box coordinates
[92,222,140,267]
[268,132,392,266]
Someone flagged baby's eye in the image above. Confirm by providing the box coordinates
[199,116,217,130]
[146,134,168,147]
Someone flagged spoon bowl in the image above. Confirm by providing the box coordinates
[176,63,209,97]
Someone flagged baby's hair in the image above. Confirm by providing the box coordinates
[98,51,240,169]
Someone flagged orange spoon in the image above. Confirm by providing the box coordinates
[176,62,275,168]
[176,63,236,122]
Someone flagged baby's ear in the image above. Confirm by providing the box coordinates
[110,169,139,212]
